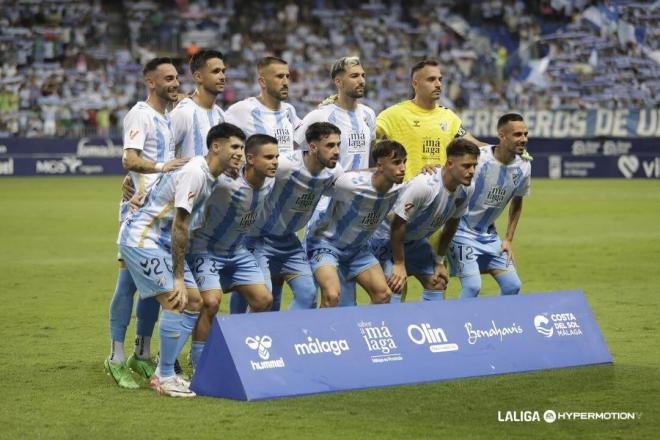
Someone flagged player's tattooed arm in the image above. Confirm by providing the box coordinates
[500,196,524,264]
[388,214,408,294]
[171,207,190,280]
[122,149,189,174]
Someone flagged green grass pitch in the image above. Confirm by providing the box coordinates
[0,177,658,439]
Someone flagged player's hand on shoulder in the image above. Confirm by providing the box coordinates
[121,174,135,202]
[419,164,441,175]
[163,158,189,172]
[128,192,145,213]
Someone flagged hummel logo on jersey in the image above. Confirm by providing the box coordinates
[412,120,421,128]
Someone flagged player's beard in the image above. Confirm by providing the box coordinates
[158,85,179,103]
[347,87,364,99]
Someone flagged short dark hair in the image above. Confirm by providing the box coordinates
[372,140,407,163]
[446,138,480,158]
[206,122,246,150]
[245,134,278,156]
[189,49,224,74]
[257,56,287,72]
[330,56,361,79]
[497,113,524,129]
[305,122,341,144]
[143,57,174,76]
[410,58,440,79]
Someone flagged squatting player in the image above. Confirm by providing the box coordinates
[105,57,187,389]
[249,122,343,310]
[370,138,479,303]
[305,140,407,307]
[447,113,531,298]
[118,122,246,397]
[186,134,278,369]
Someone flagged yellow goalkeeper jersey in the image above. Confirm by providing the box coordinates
[376,100,465,181]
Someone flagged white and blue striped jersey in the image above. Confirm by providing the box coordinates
[251,150,343,237]
[123,101,176,196]
[170,97,225,158]
[190,169,275,255]
[307,170,401,251]
[293,103,376,170]
[224,97,300,153]
[388,168,472,243]
[455,146,531,243]
[117,156,216,250]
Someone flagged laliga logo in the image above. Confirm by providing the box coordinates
[534,315,554,338]
[245,336,272,360]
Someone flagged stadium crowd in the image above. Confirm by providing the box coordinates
[0,0,657,138]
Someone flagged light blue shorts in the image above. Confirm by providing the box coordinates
[252,234,313,278]
[447,235,515,277]
[119,245,196,299]
[306,238,379,280]
[369,237,436,277]
[187,247,265,293]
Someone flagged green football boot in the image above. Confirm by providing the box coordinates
[126,353,157,379]
[104,358,140,389]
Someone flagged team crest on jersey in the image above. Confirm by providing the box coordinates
[511,168,523,187]
[439,121,448,131]
[129,129,139,140]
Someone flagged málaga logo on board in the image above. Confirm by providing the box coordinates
[293,331,350,357]
[245,335,285,371]
[357,320,403,363]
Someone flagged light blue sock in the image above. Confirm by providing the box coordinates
[190,341,205,369]
[422,289,445,301]
[229,292,248,314]
[136,296,160,337]
[109,268,136,342]
[338,272,357,307]
[495,271,522,295]
[175,310,199,355]
[459,274,482,299]
[271,282,283,311]
[390,293,402,303]
[158,310,182,378]
[288,275,318,309]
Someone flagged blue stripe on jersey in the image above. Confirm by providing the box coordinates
[474,165,508,233]
[228,187,260,252]
[350,193,386,248]
[207,190,242,252]
[469,162,488,211]
[157,220,172,251]
[154,117,166,162]
[192,112,204,156]
[349,109,362,170]
[328,110,337,125]
[406,191,446,235]
[119,173,171,245]
[206,109,214,127]
[275,108,285,128]
[251,108,266,134]
[261,172,299,234]
[332,194,364,242]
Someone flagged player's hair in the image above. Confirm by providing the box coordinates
[142,57,174,76]
[331,56,362,79]
[446,138,480,158]
[497,113,525,129]
[372,140,407,163]
[245,134,278,156]
[206,122,246,149]
[189,49,224,74]
[305,122,341,144]
[410,58,440,79]
[257,56,287,72]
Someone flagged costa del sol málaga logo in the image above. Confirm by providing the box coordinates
[534,315,554,337]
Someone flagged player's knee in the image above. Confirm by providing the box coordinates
[202,294,220,316]
[250,292,273,312]
[321,289,340,307]
[186,294,203,312]
[496,271,521,295]
[371,287,391,304]
[459,275,481,299]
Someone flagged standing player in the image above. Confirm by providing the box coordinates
[170,49,226,159]
[376,58,484,180]
[305,140,407,307]
[249,122,342,311]
[370,138,479,303]
[225,56,300,313]
[105,57,187,389]
[225,56,300,153]
[118,122,246,397]
[186,134,278,369]
[293,56,376,308]
[447,113,531,298]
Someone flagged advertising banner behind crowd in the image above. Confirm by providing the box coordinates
[191,290,612,401]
